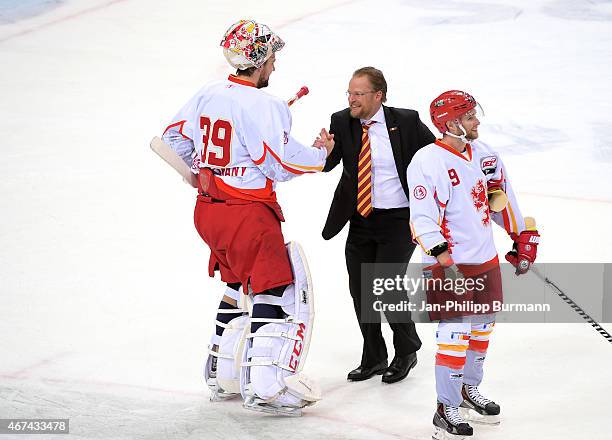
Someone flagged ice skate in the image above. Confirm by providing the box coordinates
[242,392,304,417]
[206,356,241,402]
[433,401,473,440]
[459,384,500,425]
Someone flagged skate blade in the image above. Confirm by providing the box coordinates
[209,390,240,402]
[432,426,467,440]
[459,407,500,425]
[207,381,240,402]
[243,399,303,417]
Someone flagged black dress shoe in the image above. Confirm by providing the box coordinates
[382,353,417,384]
[347,360,388,381]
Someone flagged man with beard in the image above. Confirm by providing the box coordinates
[162,19,334,415]
[322,67,435,384]
[408,90,540,438]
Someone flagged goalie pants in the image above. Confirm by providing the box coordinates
[194,195,293,294]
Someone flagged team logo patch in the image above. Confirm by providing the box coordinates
[471,179,491,227]
[480,156,498,175]
[433,99,446,108]
[413,185,427,200]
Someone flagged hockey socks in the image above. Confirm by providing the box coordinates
[250,303,284,333]
[215,301,241,338]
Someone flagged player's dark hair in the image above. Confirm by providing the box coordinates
[352,66,387,103]
[236,67,257,77]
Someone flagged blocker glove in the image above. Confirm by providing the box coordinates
[505,230,540,275]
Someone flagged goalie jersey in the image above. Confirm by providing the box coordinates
[408,139,526,270]
[163,75,326,202]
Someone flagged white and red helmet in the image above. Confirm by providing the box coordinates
[220,19,285,70]
[430,90,481,134]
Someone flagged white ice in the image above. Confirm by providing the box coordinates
[1,0,612,439]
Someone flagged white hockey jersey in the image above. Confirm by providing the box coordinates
[162,75,326,201]
[408,139,526,270]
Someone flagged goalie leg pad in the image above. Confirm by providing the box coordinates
[205,286,249,401]
[241,242,321,415]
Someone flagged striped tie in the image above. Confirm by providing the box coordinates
[357,121,375,217]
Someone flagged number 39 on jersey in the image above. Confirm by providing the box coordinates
[200,116,233,167]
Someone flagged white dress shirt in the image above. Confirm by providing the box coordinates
[361,106,410,209]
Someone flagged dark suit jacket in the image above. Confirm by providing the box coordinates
[322,105,436,240]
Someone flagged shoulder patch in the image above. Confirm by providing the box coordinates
[480,155,498,175]
[413,185,427,200]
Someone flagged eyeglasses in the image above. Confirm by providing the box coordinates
[346,91,377,97]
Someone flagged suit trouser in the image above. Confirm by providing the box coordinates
[345,208,422,367]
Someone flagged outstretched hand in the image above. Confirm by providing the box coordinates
[313,128,335,157]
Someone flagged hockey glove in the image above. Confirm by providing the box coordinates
[505,230,540,275]
[440,259,466,296]
[443,261,464,282]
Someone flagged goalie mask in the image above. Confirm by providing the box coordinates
[221,19,285,70]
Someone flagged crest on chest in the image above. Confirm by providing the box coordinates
[470,179,491,227]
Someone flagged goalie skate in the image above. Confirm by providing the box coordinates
[242,391,303,417]
[242,373,319,416]
[205,356,240,402]
[459,384,501,425]
[204,287,250,402]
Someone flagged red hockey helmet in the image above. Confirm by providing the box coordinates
[430,90,479,134]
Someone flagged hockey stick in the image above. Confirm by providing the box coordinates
[530,266,612,344]
[150,137,199,188]
[150,86,310,187]
[287,86,309,107]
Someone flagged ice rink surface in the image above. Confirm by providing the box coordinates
[1,0,612,439]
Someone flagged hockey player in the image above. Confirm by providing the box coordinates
[407,90,540,439]
[162,19,334,415]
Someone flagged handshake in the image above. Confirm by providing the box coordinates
[313,128,335,157]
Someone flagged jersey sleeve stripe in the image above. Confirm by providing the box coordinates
[163,120,192,140]
[434,190,447,208]
[253,142,323,174]
[506,200,518,233]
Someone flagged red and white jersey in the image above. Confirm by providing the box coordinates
[408,139,526,268]
[162,75,326,201]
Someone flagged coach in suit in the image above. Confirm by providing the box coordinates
[322,67,436,383]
